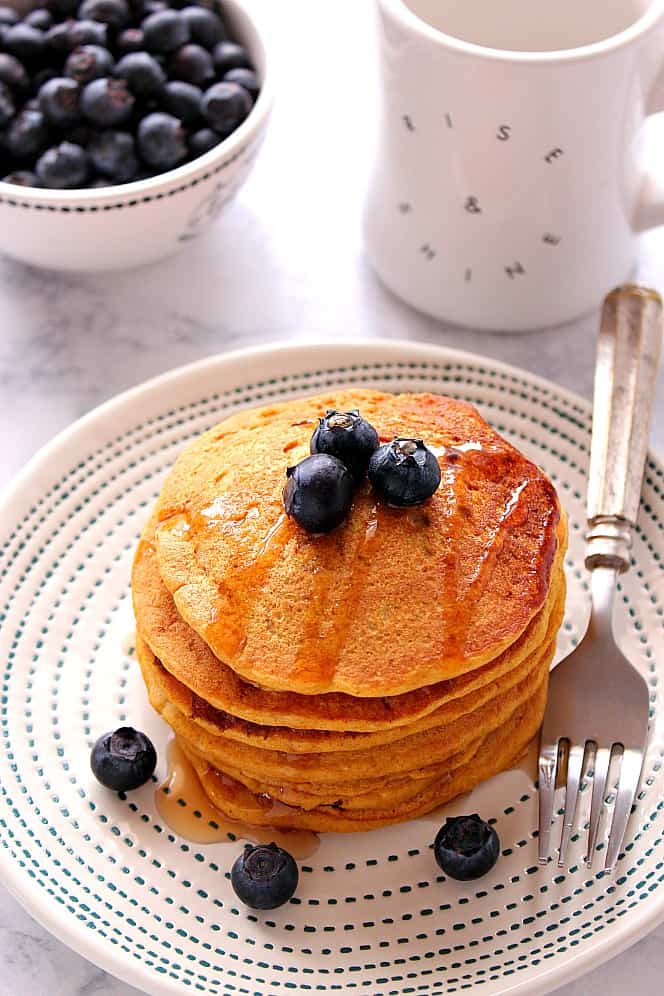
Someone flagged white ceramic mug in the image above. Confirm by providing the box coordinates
[364,0,664,331]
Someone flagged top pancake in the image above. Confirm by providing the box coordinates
[152,389,562,696]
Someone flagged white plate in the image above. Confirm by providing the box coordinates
[1,341,663,996]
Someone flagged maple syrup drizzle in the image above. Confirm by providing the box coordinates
[155,740,319,858]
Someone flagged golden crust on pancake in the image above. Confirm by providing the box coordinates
[151,389,563,696]
[135,577,562,753]
[179,678,548,832]
[139,634,553,784]
[133,521,565,731]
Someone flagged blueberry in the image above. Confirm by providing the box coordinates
[3,24,46,64]
[89,128,138,181]
[37,76,80,126]
[188,125,218,157]
[78,0,131,30]
[0,53,29,92]
[5,108,49,158]
[65,45,115,84]
[180,5,224,49]
[137,109,185,167]
[224,66,258,100]
[139,0,167,15]
[283,453,354,534]
[368,438,441,506]
[231,843,298,910]
[310,410,379,485]
[0,6,18,26]
[0,81,14,126]
[201,80,251,135]
[90,726,157,792]
[24,9,54,30]
[142,10,189,54]
[116,27,144,53]
[212,40,251,75]
[2,169,40,186]
[169,42,213,85]
[45,19,74,54]
[36,140,88,187]
[81,76,134,125]
[433,814,500,881]
[66,19,108,49]
[114,51,165,96]
[161,79,200,124]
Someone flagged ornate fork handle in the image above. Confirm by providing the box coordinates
[585,285,663,573]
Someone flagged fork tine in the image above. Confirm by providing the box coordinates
[538,741,559,864]
[585,746,611,867]
[558,743,586,866]
[604,748,643,870]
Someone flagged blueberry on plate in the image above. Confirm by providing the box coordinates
[3,23,46,64]
[5,108,49,159]
[433,814,500,881]
[2,169,39,186]
[137,110,186,167]
[142,9,190,54]
[114,51,166,96]
[89,128,138,182]
[81,76,135,126]
[90,726,157,792]
[368,437,441,506]
[24,9,54,31]
[231,843,298,910]
[169,42,214,86]
[38,76,80,126]
[223,66,259,100]
[212,39,251,75]
[0,52,30,92]
[201,80,252,135]
[0,81,14,127]
[283,453,354,534]
[179,5,225,49]
[78,0,131,30]
[310,409,379,485]
[65,45,115,85]
[161,79,201,124]
[36,140,89,188]
[188,125,219,157]
[66,18,109,50]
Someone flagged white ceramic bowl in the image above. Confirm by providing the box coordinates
[0,0,273,271]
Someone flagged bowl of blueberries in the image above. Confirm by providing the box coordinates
[0,0,272,270]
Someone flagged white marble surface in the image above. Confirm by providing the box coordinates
[1,1,664,993]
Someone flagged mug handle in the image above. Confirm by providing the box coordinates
[635,68,664,230]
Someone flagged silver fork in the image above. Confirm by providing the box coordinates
[538,284,663,871]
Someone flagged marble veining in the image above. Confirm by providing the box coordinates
[1,1,664,993]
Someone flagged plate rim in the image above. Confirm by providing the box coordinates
[1,337,663,996]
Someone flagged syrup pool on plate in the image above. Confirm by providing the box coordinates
[156,739,320,859]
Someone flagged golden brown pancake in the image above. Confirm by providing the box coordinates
[133,515,566,732]
[179,677,548,831]
[135,577,563,753]
[139,634,553,784]
[151,389,563,696]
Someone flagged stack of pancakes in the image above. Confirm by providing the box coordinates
[133,389,567,832]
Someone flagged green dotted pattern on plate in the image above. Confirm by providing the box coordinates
[0,356,663,996]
